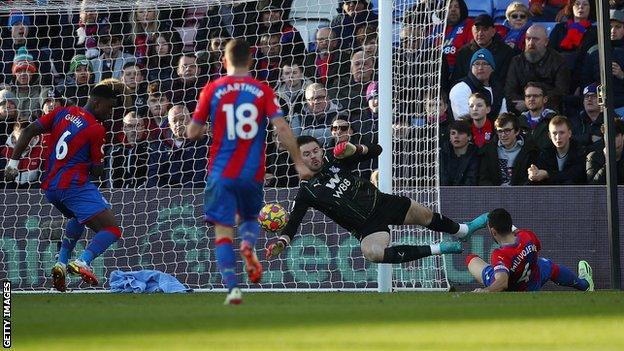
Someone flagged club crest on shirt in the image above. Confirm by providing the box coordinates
[329,166,340,174]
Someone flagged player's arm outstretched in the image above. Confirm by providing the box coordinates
[333,142,382,166]
[4,122,46,181]
[266,190,311,258]
[271,116,313,180]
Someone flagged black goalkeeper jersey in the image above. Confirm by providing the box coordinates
[281,144,383,240]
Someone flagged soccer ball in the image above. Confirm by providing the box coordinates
[258,203,288,232]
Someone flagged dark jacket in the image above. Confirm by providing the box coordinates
[330,3,378,50]
[451,34,517,85]
[581,40,624,108]
[548,22,598,90]
[586,150,624,185]
[519,108,557,151]
[461,72,506,121]
[532,139,586,184]
[440,142,480,186]
[478,137,539,186]
[106,141,150,188]
[303,49,351,88]
[146,136,209,188]
[505,48,571,113]
[570,111,604,155]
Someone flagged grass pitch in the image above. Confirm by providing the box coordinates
[14,291,624,351]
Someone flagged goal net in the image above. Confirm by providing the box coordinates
[0,0,447,292]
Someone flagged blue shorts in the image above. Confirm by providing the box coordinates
[482,258,553,290]
[45,183,112,224]
[203,177,263,227]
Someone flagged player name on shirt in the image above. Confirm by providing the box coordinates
[214,82,265,99]
[64,114,84,128]
[511,243,538,272]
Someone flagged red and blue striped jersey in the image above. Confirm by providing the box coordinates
[36,106,105,190]
[193,75,283,182]
[490,229,543,291]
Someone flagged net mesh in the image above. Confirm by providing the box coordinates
[0,0,447,291]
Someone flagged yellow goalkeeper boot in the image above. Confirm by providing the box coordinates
[51,262,67,292]
[68,260,99,287]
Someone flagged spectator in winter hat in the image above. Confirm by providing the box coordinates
[9,47,49,121]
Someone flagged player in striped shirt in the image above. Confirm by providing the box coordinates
[465,208,594,292]
[187,38,312,304]
[4,84,122,292]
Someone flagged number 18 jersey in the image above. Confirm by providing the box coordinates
[192,75,283,183]
[36,106,106,190]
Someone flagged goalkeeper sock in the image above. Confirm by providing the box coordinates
[382,245,432,263]
[426,213,460,234]
[80,226,121,265]
[239,220,260,247]
[215,237,238,291]
[550,262,589,291]
[59,218,85,265]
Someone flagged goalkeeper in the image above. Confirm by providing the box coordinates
[266,135,488,263]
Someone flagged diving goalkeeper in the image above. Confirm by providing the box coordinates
[265,135,488,263]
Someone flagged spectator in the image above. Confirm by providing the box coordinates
[163,54,207,112]
[362,34,378,57]
[478,113,539,186]
[107,112,150,188]
[422,89,451,143]
[202,30,230,82]
[440,120,479,186]
[9,47,50,121]
[443,0,474,74]
[75,4,110,59]
[467,92,496,148]
[548,0,597,90]
[571,83,605,155]
[352,22,377,52]
[275,61,312,121]
[253,32,282,87]
[581,9,624,115]
[0,12,52,86]
[528,115,586,184]
[501,2,533,51]
[329,50,375,120]
[291,83,348,146]
[91,31,135,84]
[146,30,184,84]
[0,121,45,189]
[128,6,163,65]
[146,105,209,188]
[146,82,172,139]
[303,27,351,87]
[120,63,148,117]
[586,118,624,184]
[40,90,66,116]
[330,0,378,50]
[505,25,571,114]
[529,0,567,22]
[56,54,93,108]
[519,82,558,150]
[450,48,507,121]
[450,14,516,86]
[258,5,306,62]
[0,89,19,145]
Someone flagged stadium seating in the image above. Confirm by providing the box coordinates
[465,0,493,18]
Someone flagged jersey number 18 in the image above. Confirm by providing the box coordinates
[222,103,259,140]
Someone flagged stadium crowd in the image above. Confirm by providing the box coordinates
[0,0,623,190]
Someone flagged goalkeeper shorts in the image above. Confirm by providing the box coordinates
[353,194,411,241]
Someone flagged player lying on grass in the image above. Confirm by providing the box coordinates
[265,135,488,263]
[4,83,124,291]
[464,208,594,292]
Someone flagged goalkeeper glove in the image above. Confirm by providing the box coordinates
[266,235,290,259]
[333,142,356,159]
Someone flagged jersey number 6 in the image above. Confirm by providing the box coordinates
[223,103,259,140]
[55,131,72,160]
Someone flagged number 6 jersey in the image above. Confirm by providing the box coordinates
[36,106,106,190]
[192,75,283,183]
